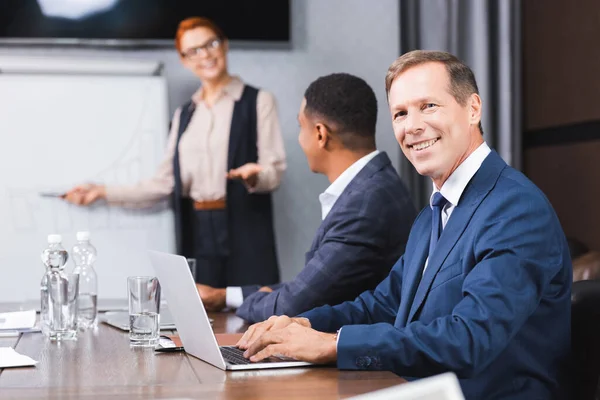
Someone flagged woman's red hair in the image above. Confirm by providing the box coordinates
[175,17,226,53]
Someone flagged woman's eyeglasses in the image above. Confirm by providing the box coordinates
[180,38,222,59]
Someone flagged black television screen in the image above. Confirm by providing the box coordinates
[0,0,290,46]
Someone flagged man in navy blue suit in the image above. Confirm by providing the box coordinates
[237,51,571,399]
[196,73,416,323]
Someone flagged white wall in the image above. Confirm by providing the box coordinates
[0,0,400,281]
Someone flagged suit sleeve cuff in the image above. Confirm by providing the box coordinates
[226,287,244,309]
[240,285,262,298]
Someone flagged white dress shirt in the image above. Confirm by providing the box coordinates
[225,150,380,309]
[422,142,491,274]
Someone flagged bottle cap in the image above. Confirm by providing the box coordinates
[76,231,90,241]
[47,234,62,244]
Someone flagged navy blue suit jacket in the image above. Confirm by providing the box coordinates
[236,152,417,323]
[301,151,571,399]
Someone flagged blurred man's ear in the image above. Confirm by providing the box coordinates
[315,122,332,149]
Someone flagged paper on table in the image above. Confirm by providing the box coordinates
[0,310,36,330]
[0,347,38,368]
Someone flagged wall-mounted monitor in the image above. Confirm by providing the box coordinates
[0,0,291,48]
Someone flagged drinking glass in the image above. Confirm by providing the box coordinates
[48,273,79,341]
[127,276,160,347]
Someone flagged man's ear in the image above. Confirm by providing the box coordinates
[315,123,331,149]
[468,93,482,127]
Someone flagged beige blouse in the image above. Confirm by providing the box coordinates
[105,77,287,208]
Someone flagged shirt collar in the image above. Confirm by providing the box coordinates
[191,75,244,105]
[319,150,380,220]
[430,142,491,209]
[325,150,380,198]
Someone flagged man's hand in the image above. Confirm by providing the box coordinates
[258,286,273,293]
[196,284,226,312]
[243,322,337,364]
[236,315,310,350]
[63,184,106,206]
[226,163,262,188]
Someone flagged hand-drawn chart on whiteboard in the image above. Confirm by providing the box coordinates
[0,73,175,302]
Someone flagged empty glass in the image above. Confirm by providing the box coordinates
[47,273,79,341]
[127,276,160,347]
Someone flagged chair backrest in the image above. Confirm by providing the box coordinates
[573,252,600,282]
[572,280,600,400]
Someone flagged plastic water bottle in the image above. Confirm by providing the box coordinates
[41,234,78,340]
[72,231,98,329]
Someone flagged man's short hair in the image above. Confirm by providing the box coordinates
[385,50,483,135]
[304,73,377,151]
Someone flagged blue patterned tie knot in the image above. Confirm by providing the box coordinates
[429,192,448,259]
[431,192,447,208]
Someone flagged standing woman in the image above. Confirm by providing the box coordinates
[64,17,286,288]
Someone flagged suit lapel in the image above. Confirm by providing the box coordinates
[309,152,390,256]
[395,214,430,327]
[309,223,325,252]
[406,151,507,323]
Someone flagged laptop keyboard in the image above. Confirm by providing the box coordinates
[220,346,279,365]
[220,346,254,365]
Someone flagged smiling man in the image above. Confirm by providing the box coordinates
[236,51,572,400]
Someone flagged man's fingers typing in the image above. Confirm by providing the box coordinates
[239,324,269,350]
[237,316,282,349]
[248,344,287,362]
[243,331,279,358]
[237,323,261,349]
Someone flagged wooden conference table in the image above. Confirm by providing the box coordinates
[0,307,406,399]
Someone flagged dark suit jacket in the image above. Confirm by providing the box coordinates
[235,152,417,323]
[301,151,571,400]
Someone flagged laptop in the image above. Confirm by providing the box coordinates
[346,372,465,400]
[148,250,313,371]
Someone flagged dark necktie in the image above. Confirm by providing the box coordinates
[429,192,448,259]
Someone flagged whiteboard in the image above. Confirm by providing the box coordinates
[0,72,175,302]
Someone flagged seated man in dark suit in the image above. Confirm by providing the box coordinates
[237,51,571,399]
[196,73,417,323]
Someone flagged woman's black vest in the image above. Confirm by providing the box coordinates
[170,85,280,285]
